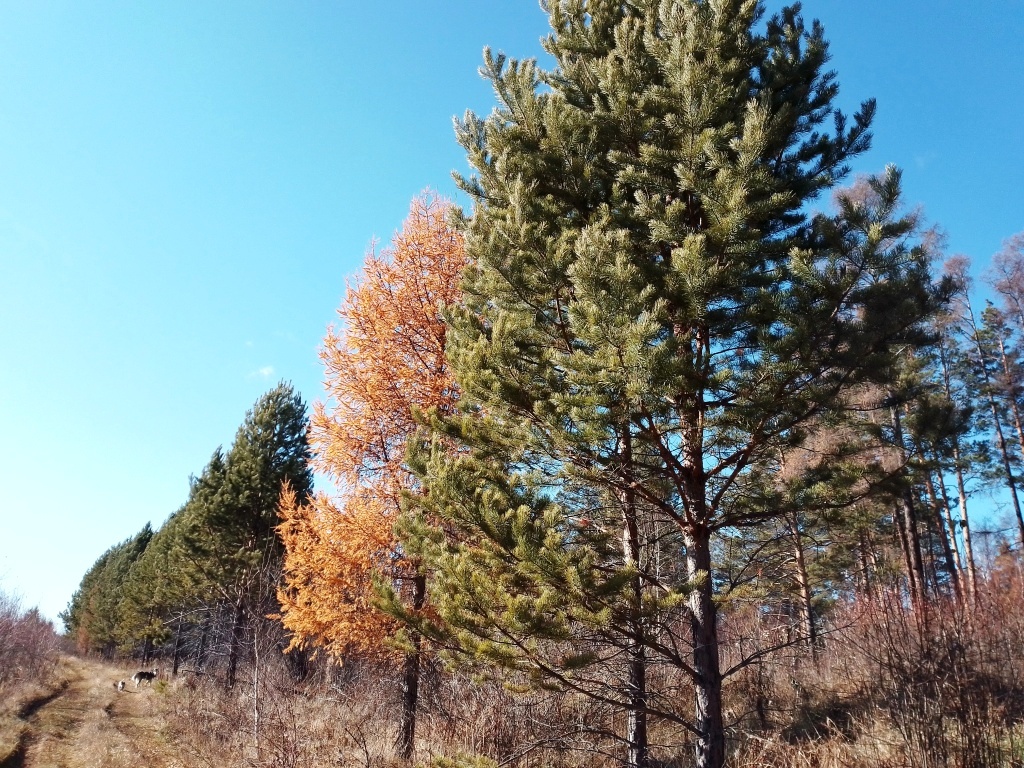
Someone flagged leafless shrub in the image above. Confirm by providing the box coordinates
[0,588,60,691]
[157,564,1024,768]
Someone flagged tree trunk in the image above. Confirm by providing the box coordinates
[935,339,979,600]
[196,613,210,671]
[226,597,246,690]
[397,573,426,761]
[687,529,724,768]
[856,532,872,598]
[619,430,648,768]
[964,297,1024,548]
[950,443,979,601]
[171,616,183,676]
[985,391,1024,548]
[890,405,926,603]
[788,515,817,655]
[921,462,961,600]
[994,332,1024,459]
[929,454,970,594]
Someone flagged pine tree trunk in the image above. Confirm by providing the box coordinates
[935,341,979,600]
[921,462,961,600]
[964,298,1024,548]
[619,430,648,768]
[226,597,245,690]
[950,443,979,601]
[788,515,817,655]
[687,528,724,768]
[929,456,966,581]
[985,393,1024,548]
[890,405,926,603]
[397,573,426,762]
[171,616,182,676]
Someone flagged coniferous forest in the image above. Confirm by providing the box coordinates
[47,3,1024,768]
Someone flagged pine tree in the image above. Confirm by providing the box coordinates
[62,524,153,655]
[402,4,944,767]
[946,256,1024,549]
[184,382,312,688]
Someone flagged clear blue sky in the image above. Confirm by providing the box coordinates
[1,2,1021,623]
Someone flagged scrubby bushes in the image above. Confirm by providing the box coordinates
[157,565,1024,768]
[0,588,60,691]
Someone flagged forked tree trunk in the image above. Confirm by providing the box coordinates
[397,573,426,761]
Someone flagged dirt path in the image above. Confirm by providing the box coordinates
[3,657,183,768]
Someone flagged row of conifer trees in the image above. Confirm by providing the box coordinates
[61,383,312,690]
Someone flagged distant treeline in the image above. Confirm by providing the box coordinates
[61,382,312,689]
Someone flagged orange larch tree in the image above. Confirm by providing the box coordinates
[277,193,464,760]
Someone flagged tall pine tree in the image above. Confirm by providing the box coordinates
[184,382,312,688]
[402,4,944,767]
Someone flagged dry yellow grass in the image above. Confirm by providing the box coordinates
[0,655,73,765]
[0,655,183,768]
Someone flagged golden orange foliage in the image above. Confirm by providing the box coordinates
[278,194,464,659]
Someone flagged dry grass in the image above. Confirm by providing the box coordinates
[26,567,1024,768]
[0,655,183,768]
[0,661,68,765]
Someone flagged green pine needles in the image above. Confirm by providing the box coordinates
[396,3,946,768]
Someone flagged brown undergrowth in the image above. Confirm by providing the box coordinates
[159,567,1024,767]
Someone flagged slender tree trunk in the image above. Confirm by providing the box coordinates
[929,458,964,574]
[920,462,961,600]
[858,529,874,597]
[964,298,1024,547]
[687,528,724,768]
[397,573,426,762]
[994,330,1024,547]
[935,340,979,599]
[985,391,1024,548]
[196,612,210,671]
[994,332,1024,457]
[950,443,980,600]
[226,597,246,690]
[787,514,817,655]
[619,430,648,768]
[890,405,926,603]
[171,615,183,676]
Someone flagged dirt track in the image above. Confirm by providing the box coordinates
[2,657,182,768]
